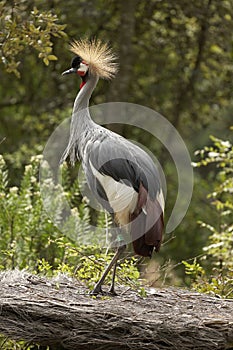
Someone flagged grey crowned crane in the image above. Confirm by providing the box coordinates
[61,39,164,295]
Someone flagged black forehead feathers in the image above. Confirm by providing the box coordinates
[71,56,82,68]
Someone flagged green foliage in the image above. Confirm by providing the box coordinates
[0,154,141,290]
[50,238,141,290]
[0,154,57,269]
[0,0,66,77]
[183,132,233,298]
[182,258,205,277]
[0,336,36,350]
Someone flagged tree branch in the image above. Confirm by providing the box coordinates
[0,270,232,350]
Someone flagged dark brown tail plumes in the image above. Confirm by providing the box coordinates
[130,183,164,257]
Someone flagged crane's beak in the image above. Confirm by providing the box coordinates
[62,67,77,76]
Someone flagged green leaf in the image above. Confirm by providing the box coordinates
[43,57,49,66]
[48,55,58,61]
[210,45,223,55]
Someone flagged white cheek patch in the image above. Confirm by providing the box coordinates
[78,62,89,76]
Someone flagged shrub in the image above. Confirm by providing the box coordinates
[183,132,233,298]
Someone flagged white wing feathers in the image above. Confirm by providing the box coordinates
[89,160,138,225]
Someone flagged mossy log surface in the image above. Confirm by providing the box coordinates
[0,271,232,350]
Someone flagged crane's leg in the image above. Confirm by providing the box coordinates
[108,258,118,295]
[91,244,126,295]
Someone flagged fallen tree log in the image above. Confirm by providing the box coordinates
[0,270,232,350]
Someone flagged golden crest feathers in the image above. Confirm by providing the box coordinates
[69,38,118,79]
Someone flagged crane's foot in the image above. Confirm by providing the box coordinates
[90,284,117,296]
[108,286,117,296]
[90,283,103,296]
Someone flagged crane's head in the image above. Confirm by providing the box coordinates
[62,55,90,89]
[62,56,89,77]
[62,38,118,83]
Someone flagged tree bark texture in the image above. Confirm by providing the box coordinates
[0,270,232,350]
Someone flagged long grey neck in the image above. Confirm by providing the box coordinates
[61,74,99,164]
[73,74,99,113]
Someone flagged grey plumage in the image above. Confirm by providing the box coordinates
[61,39,164,295]
[61,75,99,164]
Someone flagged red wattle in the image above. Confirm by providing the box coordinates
[80,81,86,89]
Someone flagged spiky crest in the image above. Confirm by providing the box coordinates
[70,38,118,80]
